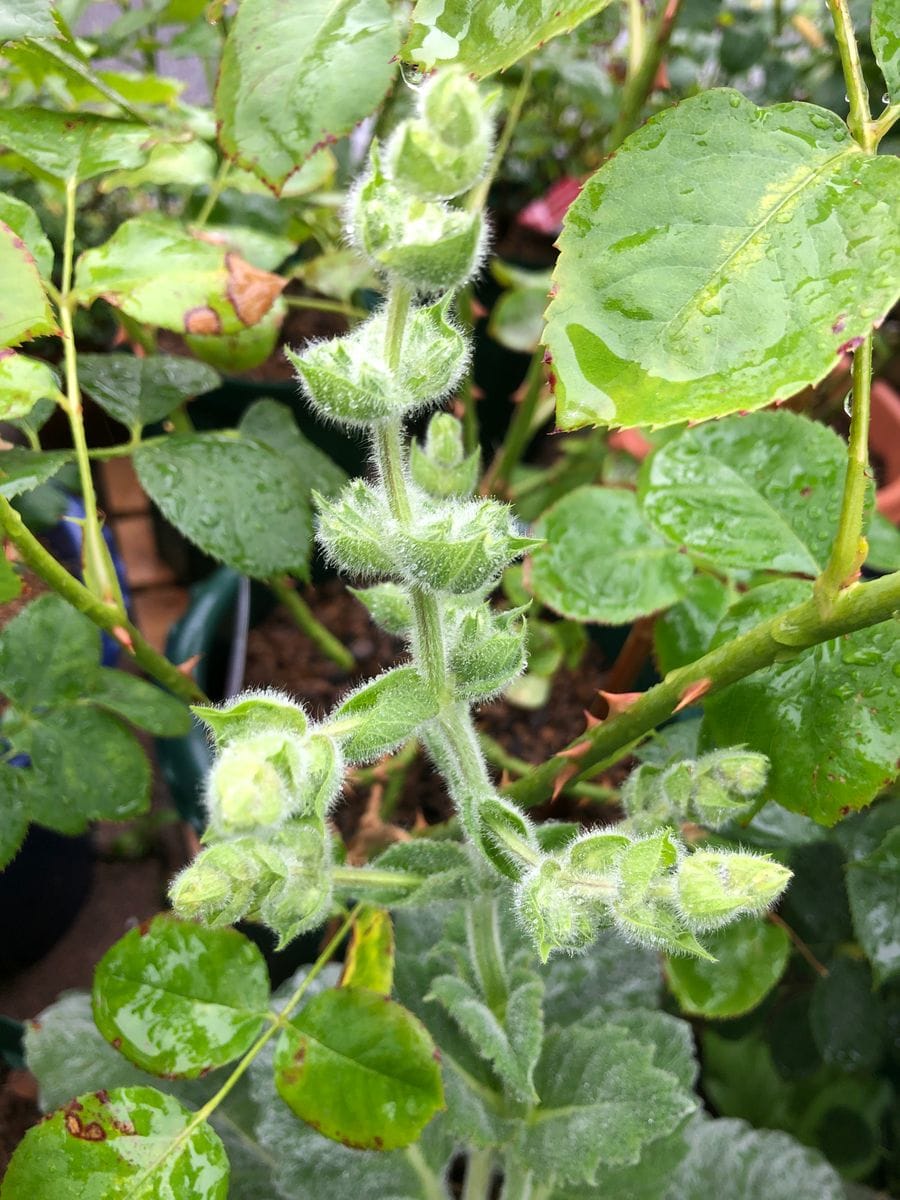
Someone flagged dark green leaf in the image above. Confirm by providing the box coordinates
[546,91,900,429]
[0,765,28,870]
[665,917,790,1018]
[0,192,53,277]
[333,666,440,762]
[0,108,158,183]
[405,0,614,76]
[639,413,850,575]
[0,218,56,348]
[701,580,900,825]
[274,986,444,1150]
[529,486,693,624]
[93,916,270,1078]
[217,0,400,193]
[0,448,67,498]
[78,353,221,429]
[239,398,347,499]
[654,574,734,673]
[872,0,900,102]
[810,957,884,1071]
[0,1086,229,1199]
[0,595,99,708]
[88,669,191,737]
[846,826,900,983]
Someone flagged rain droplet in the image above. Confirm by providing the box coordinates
[810,113,832,130]
[843,392,853,417]
[729,95,741,108]
[883,93,891,105]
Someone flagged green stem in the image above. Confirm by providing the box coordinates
[873,101,900,143]
[626,0,647,77]
[285,294,369,321]
[466,896,509,1015]
[268,575,355,671]
[384,283,413,373]
[462,1149,495,1200]
[481,350,547,497]
[478,732,617,803]
[331,865,423,892]
[195,157,232,228]
[506,569,900,808]
[0,495,205,704]
[404,1143,450,1200]
[607,0,682,152]
[455,286,479,455]
[816,335,873,604]
[825,0,874,150]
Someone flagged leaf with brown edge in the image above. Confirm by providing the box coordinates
[0,220,56,349]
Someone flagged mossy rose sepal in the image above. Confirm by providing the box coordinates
[676,849,791,931]
[193,689,309,746]
[204,732,302,836]
[410,411,481,498]
[287,296,467,428]
[516,856,603,962]
[450,604,528,700]
[314,479,398,577]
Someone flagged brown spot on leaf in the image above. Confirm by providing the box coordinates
[373,1136,384,1149]
[225,252,285,326]
[94,1090,109,1105]
[65,1114,106,1141]
[112,1037,122,1051]
[184,306,222,335]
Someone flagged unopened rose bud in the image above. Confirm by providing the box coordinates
[677,850,791,930]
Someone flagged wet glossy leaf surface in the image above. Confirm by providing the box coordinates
[274,986,444,1150]
[78,353,221,429]
[530,486,693,624]
[810,957,884,1072]
[0,351,57,420]
[0,1086,229,1200]
[405,0,613,76]
[217,0,399,192]
[0,447,67,498]
[0,594,100,708]
[546,91,900,429]
[846,826,900,983]
[0,108,158,182]
[0,192,53,277]
[93,916,270,1077]
[239,397,347,498]
[872,0,900,102]
[701,580,900,825]
[0,218,56,348]
[74,215,285,336]
[639,413,850,575]
[665,917,790,1018]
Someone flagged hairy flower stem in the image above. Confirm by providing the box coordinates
[466,896,509,1015]
[462,1149,495,1200]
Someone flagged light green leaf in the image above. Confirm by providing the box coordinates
[333,666,441,762]
[0,218,56,347]
[134,431,314,579]
[404,0,614,76]
[872,0,900,102]
[93,916,270,1078]
[488,285,548,353]
[517,1024,695,1182]
[640,413,850,575]
[665,917,790,1018]
[341,907,395,994]
[0,1086,230,1200]
[74,216,285,335]
[0,0,56,39]
[0,552,21,604]
[217,0,400,193]
[654,574,733,674]
[89,669,191,737]
[546,91,900,430]
[78,352,221,430]
[701,579,900,825]
[530,486,693,624]
[0,108,158,182]
[866,511,900,573]
[0,350,58,421]
[0,594,99,708]
[197,224,296,273]
[846,826,900,983]
[664,1117,844,1200]
[0,448,68,498]
[100,138,217,192]
[185,298,285,373]
[0,192,53,277]
[274,986,444,1150]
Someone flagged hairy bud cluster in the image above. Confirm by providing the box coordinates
[623,748,770,833]
[169,692,342,948]
[514,825,791,962]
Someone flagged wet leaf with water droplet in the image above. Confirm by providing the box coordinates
[665,918,790,1019]
[846,826,900,984]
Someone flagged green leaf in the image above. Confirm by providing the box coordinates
[350,583,414,635]
[0,0,56,39]
[100,138,218,192]
[78,353,221,430]
[0,447,68,498]
[866,511,900,573]
[0,765,29,869]
[0,594,99,708]
[87,669,190,737]
[846,826,900,983]
[185,299,285,372]
[0,108,159,183]
[239,398,347,499]
[0,350,58,421]
[546,91,900,430]
[809,957,884,1072]
[654,574,733,673]
[341,907,395,994]
[93,916,270,1078]
[701,579,900,825]
[488,285,549,353]
[404,0,614,76]
[872,0,900,102]
[333,666,440,762]
[665,1117,844,1200]
[639,413,851,575]
[74,216,285,335]
[0,1086,230,1200]
[529,486,693,624]
[134,432,314,579]
[665,917,790,1018]
[0,553,21,603]
[217,0,400,193]
[542,928,662,1023]
[0,192,53,277]
[0,218,56,348]
[517,1024,695,1182]
[274,986,444,1150]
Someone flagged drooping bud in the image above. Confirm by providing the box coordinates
[677,850,791,931]
[314,480,397,577]
[205,732,301,836]
[449,604,527,699]
[410,411,480,498]
[516,858,597,962]
[287,297,467,428]
[623,748,770,833]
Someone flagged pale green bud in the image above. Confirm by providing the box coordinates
[349,583,414,635]
[193,690,308,748]
[169,841,258,926]
[677,850,791,931]
[449,604,527,699]
[206,733,301,835]
[349,156,485,294]
[256,822,333,949]
[287,297,467,428]
[707,749,769,798]
[410,412,480,498]
[516,858,596,962]
[315,480,397,578]
[399,497,540,593]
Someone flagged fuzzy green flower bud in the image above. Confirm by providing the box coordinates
[516,858,597,962]
[255,822,333,949]
[410,412,480,498]
[206,732,301,835]
[287,298,467,428]
[349,155,485,294]
[169,841,258,926]
[677,850,791,931]
[450,604,527,699]
[567,828,631,874]
[315,480,397,577]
